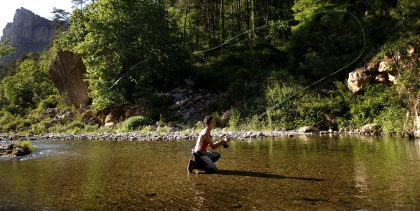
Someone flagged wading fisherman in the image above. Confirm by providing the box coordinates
[188,115,229,173]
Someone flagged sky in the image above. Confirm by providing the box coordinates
[0,0,73,36]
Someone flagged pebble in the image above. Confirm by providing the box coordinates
[0,129,392,142]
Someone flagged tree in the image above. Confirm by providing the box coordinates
[0,39,15,59]
[0,54,57,114]
[52,7,70,22]
[75,0,188,111]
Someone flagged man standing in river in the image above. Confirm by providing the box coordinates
[188,115,229,173]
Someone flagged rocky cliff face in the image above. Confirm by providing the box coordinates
[0,7,55,63]
[49,51,91,108]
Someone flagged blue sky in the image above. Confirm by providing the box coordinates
[0,0,73,36]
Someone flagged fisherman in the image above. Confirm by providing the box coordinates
[187,115,229,173]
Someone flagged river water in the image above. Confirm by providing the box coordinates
[0,135,419,209]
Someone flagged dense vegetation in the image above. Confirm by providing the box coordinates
[0,0,418,135]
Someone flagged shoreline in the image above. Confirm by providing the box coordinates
[0,129,417,142]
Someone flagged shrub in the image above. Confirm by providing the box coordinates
[375,105,407,135]
[227,108,241,130]
[263,81,332,130]
[120,116,153,131]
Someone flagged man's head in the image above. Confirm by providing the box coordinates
[204,115,216,129]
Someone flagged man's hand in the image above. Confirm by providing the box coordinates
[222,135,232,142]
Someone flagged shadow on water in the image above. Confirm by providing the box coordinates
[216,170,324,181]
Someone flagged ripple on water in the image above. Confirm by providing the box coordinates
[0,141,79,161]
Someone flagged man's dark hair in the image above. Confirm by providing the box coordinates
[203,115,213,126]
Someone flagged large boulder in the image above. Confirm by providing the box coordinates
[49,51,91,108]
[347,54,399,93]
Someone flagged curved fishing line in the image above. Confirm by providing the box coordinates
[258,10,366,119]
[191,9,365,119]
[108,58,149,91]
[109,10,365,120]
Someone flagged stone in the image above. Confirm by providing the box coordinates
[185,78,195,86]
[347,68,372,93]
[57,111,74,123]
[172,92,184,101]
[104,122,115,127]
[360,123,381,135]
[169,100,187,110]
[298,126,318,133]
[105,113,118,124]
[378,60,391,72]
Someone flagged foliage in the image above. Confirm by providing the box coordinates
[0,39,15,59]
[0,54,57,115]
[263,80,333,130]
[119,115,153,131]
[71,0,189,111]
[227,108,241,130]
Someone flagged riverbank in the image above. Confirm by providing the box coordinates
[1,127,417,142]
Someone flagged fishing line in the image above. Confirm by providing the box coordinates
[192,10,365,119]
[108,10,365,121]
[257,10,366,119]
[108,58,149,91]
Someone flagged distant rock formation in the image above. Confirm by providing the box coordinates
[0,7,55,63]
[49,51,91,108]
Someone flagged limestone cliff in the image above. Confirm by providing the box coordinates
[0,7,55,63]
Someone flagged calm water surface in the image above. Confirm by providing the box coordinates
[0,136,419,210]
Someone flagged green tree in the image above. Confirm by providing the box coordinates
[0,54,57,114]
[75,0,188,111]
[0,39,15,59]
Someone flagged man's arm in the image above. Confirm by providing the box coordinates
[207,136,227,149]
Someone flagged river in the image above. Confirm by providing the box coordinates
[0,135,419,209]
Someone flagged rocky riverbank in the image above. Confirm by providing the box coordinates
[0,125,417,142]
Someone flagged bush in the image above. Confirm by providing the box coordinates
[348,85,404,128]
[227,108,241,130]
[375,106,407,135]
[120,116,153,131]
[263,81,333,130]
